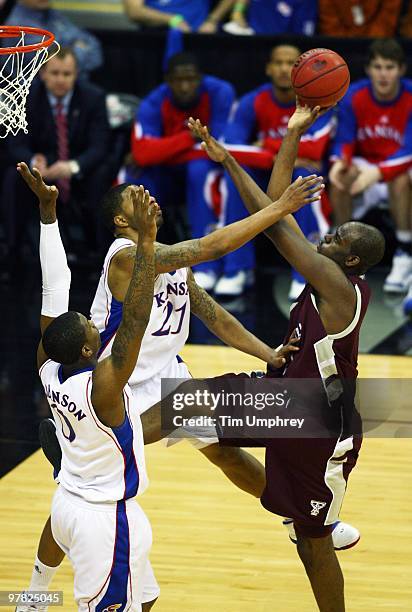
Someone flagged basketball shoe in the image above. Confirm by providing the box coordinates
[38,418,61,478]
[383,250,412,293]
[15,593,48,612]
[283,518,360,550]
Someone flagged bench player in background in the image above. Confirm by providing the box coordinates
[125,51,235,288]
[329,38,412,309]
[17,162,158,610]
[215,44,334,300]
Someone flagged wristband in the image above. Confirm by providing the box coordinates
[234,2,246,12]
[169,14,184,28]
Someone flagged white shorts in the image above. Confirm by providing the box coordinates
[352,157,389,219]
[51,487,159,610]
[131,356,218,448]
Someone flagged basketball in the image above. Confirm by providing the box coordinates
[291,48,350,108]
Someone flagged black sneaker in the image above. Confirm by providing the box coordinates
[39,418,62,477]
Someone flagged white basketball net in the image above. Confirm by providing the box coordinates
[0,30,59,138]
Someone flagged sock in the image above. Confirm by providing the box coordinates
[28,556,58,591]
[396,230,412,256]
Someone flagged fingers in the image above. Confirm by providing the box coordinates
[188,117,209,140]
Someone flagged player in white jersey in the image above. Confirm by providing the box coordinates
[21,161,327,610]
[16,161,158,612]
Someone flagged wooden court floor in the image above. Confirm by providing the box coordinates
[1,346,411,611]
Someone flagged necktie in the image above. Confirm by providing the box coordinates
[55,101,70,203]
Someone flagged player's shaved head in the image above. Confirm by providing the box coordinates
[42,311,87,365]
[345,222,386,274]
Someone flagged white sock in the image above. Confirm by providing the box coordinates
[28,556,58,591]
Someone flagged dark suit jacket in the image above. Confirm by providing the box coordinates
[8,78,110,178]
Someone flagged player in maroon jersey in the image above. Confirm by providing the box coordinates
[187,109,385,612]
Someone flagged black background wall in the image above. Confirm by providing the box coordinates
[90,30,412,98]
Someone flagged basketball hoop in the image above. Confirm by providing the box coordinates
[0,26,60,138]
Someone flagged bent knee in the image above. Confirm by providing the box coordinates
[296,532,334,568]
[199,443,242,468]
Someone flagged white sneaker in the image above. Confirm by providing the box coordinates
[403,277,412,315]
[283,518,360,550]
[384,251,412,293]
[193,270,217,291]
[15,592,48,612]
[214,270,254,297]
[288,279,305,301]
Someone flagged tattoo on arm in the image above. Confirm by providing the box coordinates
[155,240,203,271]
[187,270,218,325]
[111,247,154,369]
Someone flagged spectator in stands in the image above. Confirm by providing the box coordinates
[3,47,110,260]
[318,0,402,37]
[215,45,334,299]
[126,51,235,289]
[6,0,103,77]
[329,39,412,298]
[225,0,316,36]
[123,0,235,33]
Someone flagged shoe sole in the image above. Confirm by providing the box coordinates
[383,284,408,294]
[288,534,360,551]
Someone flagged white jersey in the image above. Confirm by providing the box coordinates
[39,359,149,503]
[90,238,190,386]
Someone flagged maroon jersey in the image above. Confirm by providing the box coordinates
[278,275,370,382]
[260,275,370,534]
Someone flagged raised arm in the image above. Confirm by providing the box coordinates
[17,163,71,370]
[110,171,322,302]
[91,187,157,425]
[189,115,356,327]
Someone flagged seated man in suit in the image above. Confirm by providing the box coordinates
[3,46,110,261]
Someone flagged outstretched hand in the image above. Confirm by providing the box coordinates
[17,162,58,223]
[131,185,159,242]
[288,99,333,135]
[188,117,228,163]
[276,174,324,214]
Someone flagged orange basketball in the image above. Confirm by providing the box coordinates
[291,48,350,108]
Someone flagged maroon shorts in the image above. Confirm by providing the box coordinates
[261,435,361,537]
[210,373,362,538]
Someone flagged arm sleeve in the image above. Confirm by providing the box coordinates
[378,113,412,181]
[131,95,195,166]
[40,221,71,318]
[330,92,357,163]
